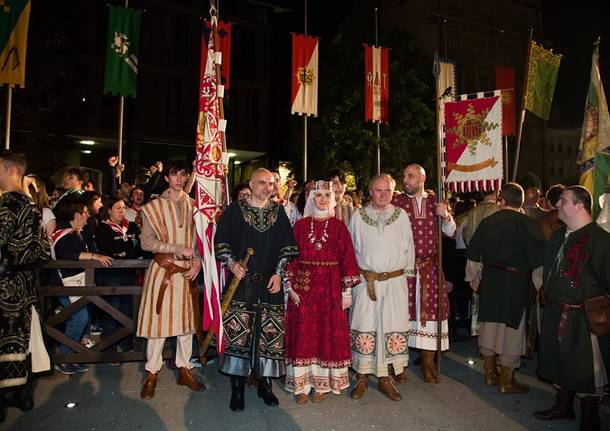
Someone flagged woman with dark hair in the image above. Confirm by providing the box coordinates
[81,191,103,252]
[25,175,56,238]
[96,195,142,353]
[231,183,251,202]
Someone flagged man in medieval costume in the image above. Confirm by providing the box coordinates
[392,164,454,383]
[284,180,360,404]
[0,152,50,422]
[534,186,610,430]
[465,183,545,394]
[215,168,298,411]
[137,160,204,400]
[349,174,415,401]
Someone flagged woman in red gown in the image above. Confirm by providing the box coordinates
[284,180,360,404]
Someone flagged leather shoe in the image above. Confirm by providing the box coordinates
[389,364,407,384]
[533,388,575,421]
[312,392,326,403]
[257,377,279,406]
[177,367,206,391]
[230,376,245,411]
[140,372,157,400]
[378,376,401,401]
[295,393,309,405]
[350,373,368,400]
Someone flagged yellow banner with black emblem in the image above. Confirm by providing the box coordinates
[0,0,31,88]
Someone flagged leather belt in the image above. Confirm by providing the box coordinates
[546,298,583,341]
[243,272,272,283]
[153,253,193,315]
[360,268,405,301]
[483,263,530,279]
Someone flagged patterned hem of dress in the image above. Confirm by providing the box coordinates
[406,329,450,339]
[285,370,350,395]
[286,358,352,368]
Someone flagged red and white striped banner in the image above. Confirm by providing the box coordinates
[195,15,227,352]
[291,33,319,116]
[364,44,389,123]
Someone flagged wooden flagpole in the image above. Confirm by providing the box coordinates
[433,51,444,382]
[116,0,129,183]
[374,7,381,174]
[303,0,308,180]
[511,27,534,182]
[4,87,12,149]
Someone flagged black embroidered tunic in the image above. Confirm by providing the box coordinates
[214,199,298,377]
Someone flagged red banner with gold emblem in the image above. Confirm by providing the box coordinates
[291,33,319,116]
[364,44,389,123]
[495,66,515,136]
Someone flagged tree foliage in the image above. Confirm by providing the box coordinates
[289,28,438,190]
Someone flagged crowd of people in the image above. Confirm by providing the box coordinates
[1,149,610,430]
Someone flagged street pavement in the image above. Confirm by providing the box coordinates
[4,337,608,430]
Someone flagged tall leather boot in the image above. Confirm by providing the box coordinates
[5,378,34,412]
[257,377,279,406]
[140,372,158,400]
[230,376,245,412]
[482,355,499,386]
[498,366,529,394]
[533,387,575,420]
[421,350,439,383]
[579,396,601,431]
[350,373,368,399]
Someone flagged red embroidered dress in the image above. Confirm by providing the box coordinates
[284,216,360,394]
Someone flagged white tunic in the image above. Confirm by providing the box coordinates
[348,204,415,377]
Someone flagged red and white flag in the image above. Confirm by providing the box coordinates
[364,45,389,123]
[195,15,227,352]
[204,19,232,90]
[291,34,319,116]
[495,66,516,136]
[444,92,504,192]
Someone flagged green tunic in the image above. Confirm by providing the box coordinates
[466,209,545,328]
[538,222,610,394]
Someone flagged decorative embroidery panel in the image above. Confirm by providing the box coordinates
[351,330,377,356]
[358,207,402,228]
[258,303,285,360]
[223,301,255,358]
[385,332,409,357]
[294,269,311,292]
[238,200,280,233]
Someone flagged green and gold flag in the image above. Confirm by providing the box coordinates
[104,6,141,97]
[0,0,31,88]
[577,41,610,219]
[524,41,561,121]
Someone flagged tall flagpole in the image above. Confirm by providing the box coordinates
[4,88,12,149]
[433,51,444,382]
[116,0,129,182]
[303,0,308,180]
[511,27,534,182]
[375,8,381,174]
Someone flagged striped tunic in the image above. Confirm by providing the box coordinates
[136,192,196,338]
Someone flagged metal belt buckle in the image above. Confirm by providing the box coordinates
[379,272,389,281]
[251,273,263,282]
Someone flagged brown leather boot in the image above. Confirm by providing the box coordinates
[533,387,575,421]
[140,372,157,400]
[498,366,529,394]
[350,373,368,400]
[482,355,499,386]
[177,367,206,391]
[579,396,601,431]
[378,376,401,401]
[388,364,407,384]
[421,350,439,383]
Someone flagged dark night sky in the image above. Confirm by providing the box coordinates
[543,2,609,127]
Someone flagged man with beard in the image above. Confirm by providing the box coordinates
[392,164,455,383]
[215,168,298,411]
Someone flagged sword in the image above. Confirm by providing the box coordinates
[199,248,254,365]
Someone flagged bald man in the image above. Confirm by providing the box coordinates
[392,164,455,383]
[523,187,547,219]
[215,168,298,411]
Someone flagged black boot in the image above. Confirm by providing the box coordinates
[579,396,601,431]
[257,377,279,406]
[229,376,245,412]
[533,387,575,421]
[0,390,6,424]
[5,377,35,412]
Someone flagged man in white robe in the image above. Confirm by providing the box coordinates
[349,174,415,401]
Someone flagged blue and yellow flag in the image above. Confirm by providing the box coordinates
[0,0,31,88]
